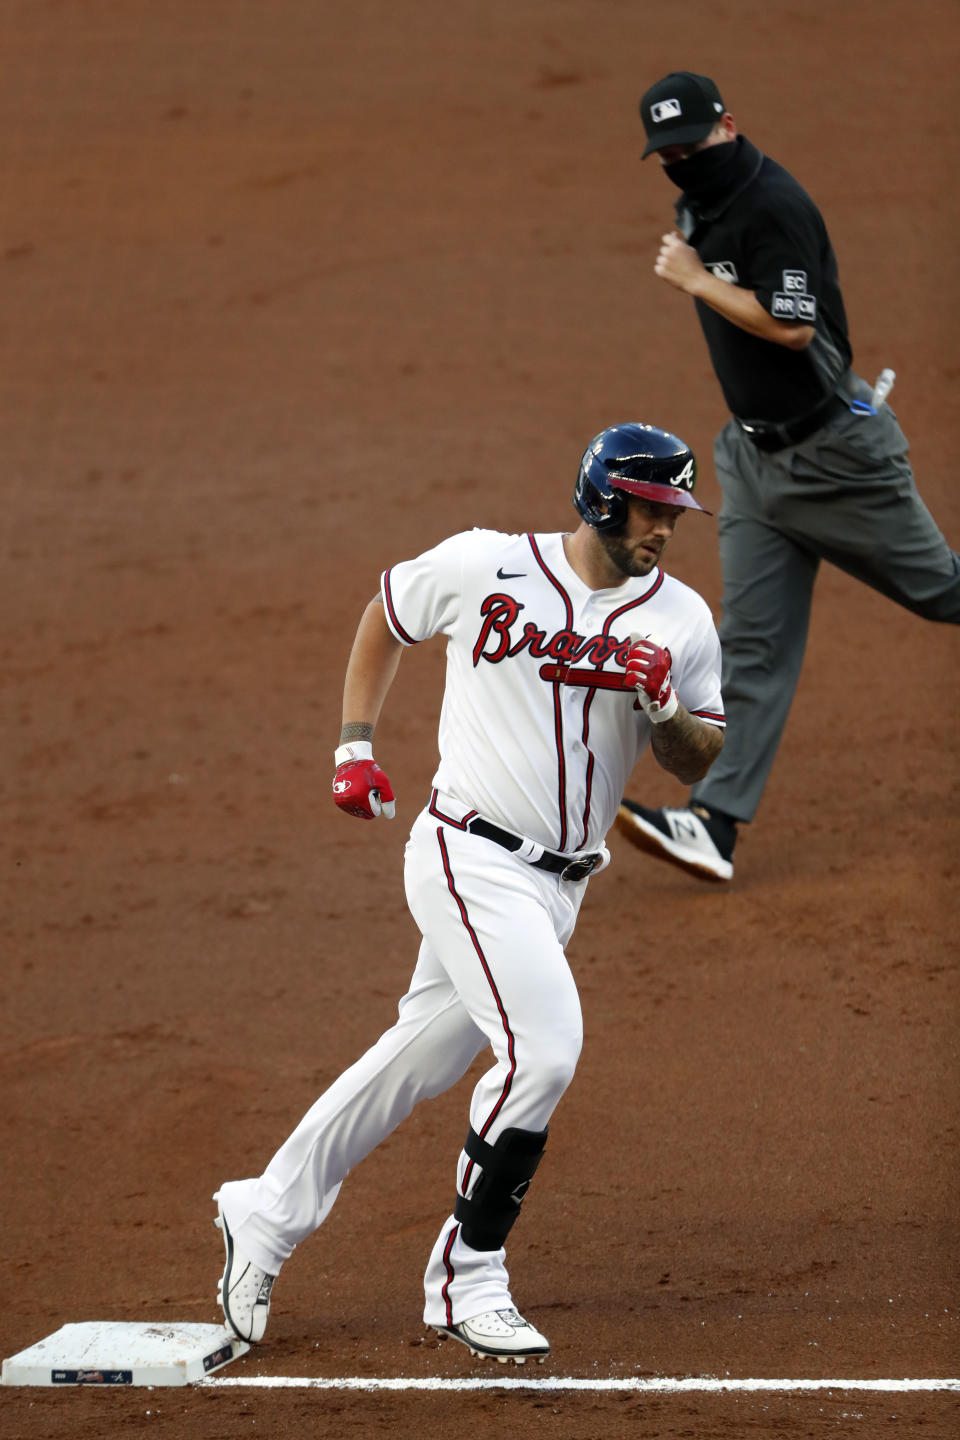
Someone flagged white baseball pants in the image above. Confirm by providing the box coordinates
[216,802,588,1326]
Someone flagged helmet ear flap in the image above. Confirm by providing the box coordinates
[573,457,629,532]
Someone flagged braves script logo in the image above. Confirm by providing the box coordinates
[472,594,634,689]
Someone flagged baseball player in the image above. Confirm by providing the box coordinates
[212,423,725,1363]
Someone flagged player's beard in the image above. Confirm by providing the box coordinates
[596,529,661,579]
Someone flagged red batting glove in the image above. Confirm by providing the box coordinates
[624,634,679,723]
[332,742,396,820]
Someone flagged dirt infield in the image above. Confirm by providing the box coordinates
[3,3,957,1436]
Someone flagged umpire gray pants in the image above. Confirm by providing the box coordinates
[691,372,960,824]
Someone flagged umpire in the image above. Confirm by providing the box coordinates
[617,71,960,882]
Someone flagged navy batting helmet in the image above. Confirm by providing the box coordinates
[573,423,708,532]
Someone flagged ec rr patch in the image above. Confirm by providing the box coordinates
[772,268,817,321]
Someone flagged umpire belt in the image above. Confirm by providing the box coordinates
[466,816,602,883]
[735,391,847,452]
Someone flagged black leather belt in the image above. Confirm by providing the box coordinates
[466,816,602,883]
[736,392,847,452]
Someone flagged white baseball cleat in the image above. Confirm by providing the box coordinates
[616,801,735,881]
[214,1190,277,1343]
[435,1308,550,1363]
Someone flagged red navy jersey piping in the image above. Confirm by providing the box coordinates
[381,567,418,646]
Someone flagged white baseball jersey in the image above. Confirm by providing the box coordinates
[382,527,724,854]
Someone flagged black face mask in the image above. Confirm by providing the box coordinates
[661,140,740,204]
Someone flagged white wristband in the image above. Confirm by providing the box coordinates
[638,687,679,724]
[649,689,679,724]
[335,740,373,766]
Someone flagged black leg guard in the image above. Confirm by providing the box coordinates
[454,1125,548,1252]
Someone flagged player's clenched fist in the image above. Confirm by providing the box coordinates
[624,634,679,723]
[332,741,396,820]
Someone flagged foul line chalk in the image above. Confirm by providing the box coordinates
[200,1375,960,1393]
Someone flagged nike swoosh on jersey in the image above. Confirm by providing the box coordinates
[496,567,526,580]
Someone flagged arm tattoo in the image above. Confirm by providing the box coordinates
[649,705,724,784]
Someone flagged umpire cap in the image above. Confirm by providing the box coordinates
[639,72,726,157]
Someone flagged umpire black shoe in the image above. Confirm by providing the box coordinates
[435,1308,550,1363]
[616,801,735,881]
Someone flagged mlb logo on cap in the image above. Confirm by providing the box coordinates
[639,71,726,157]
[651,98,682,123]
